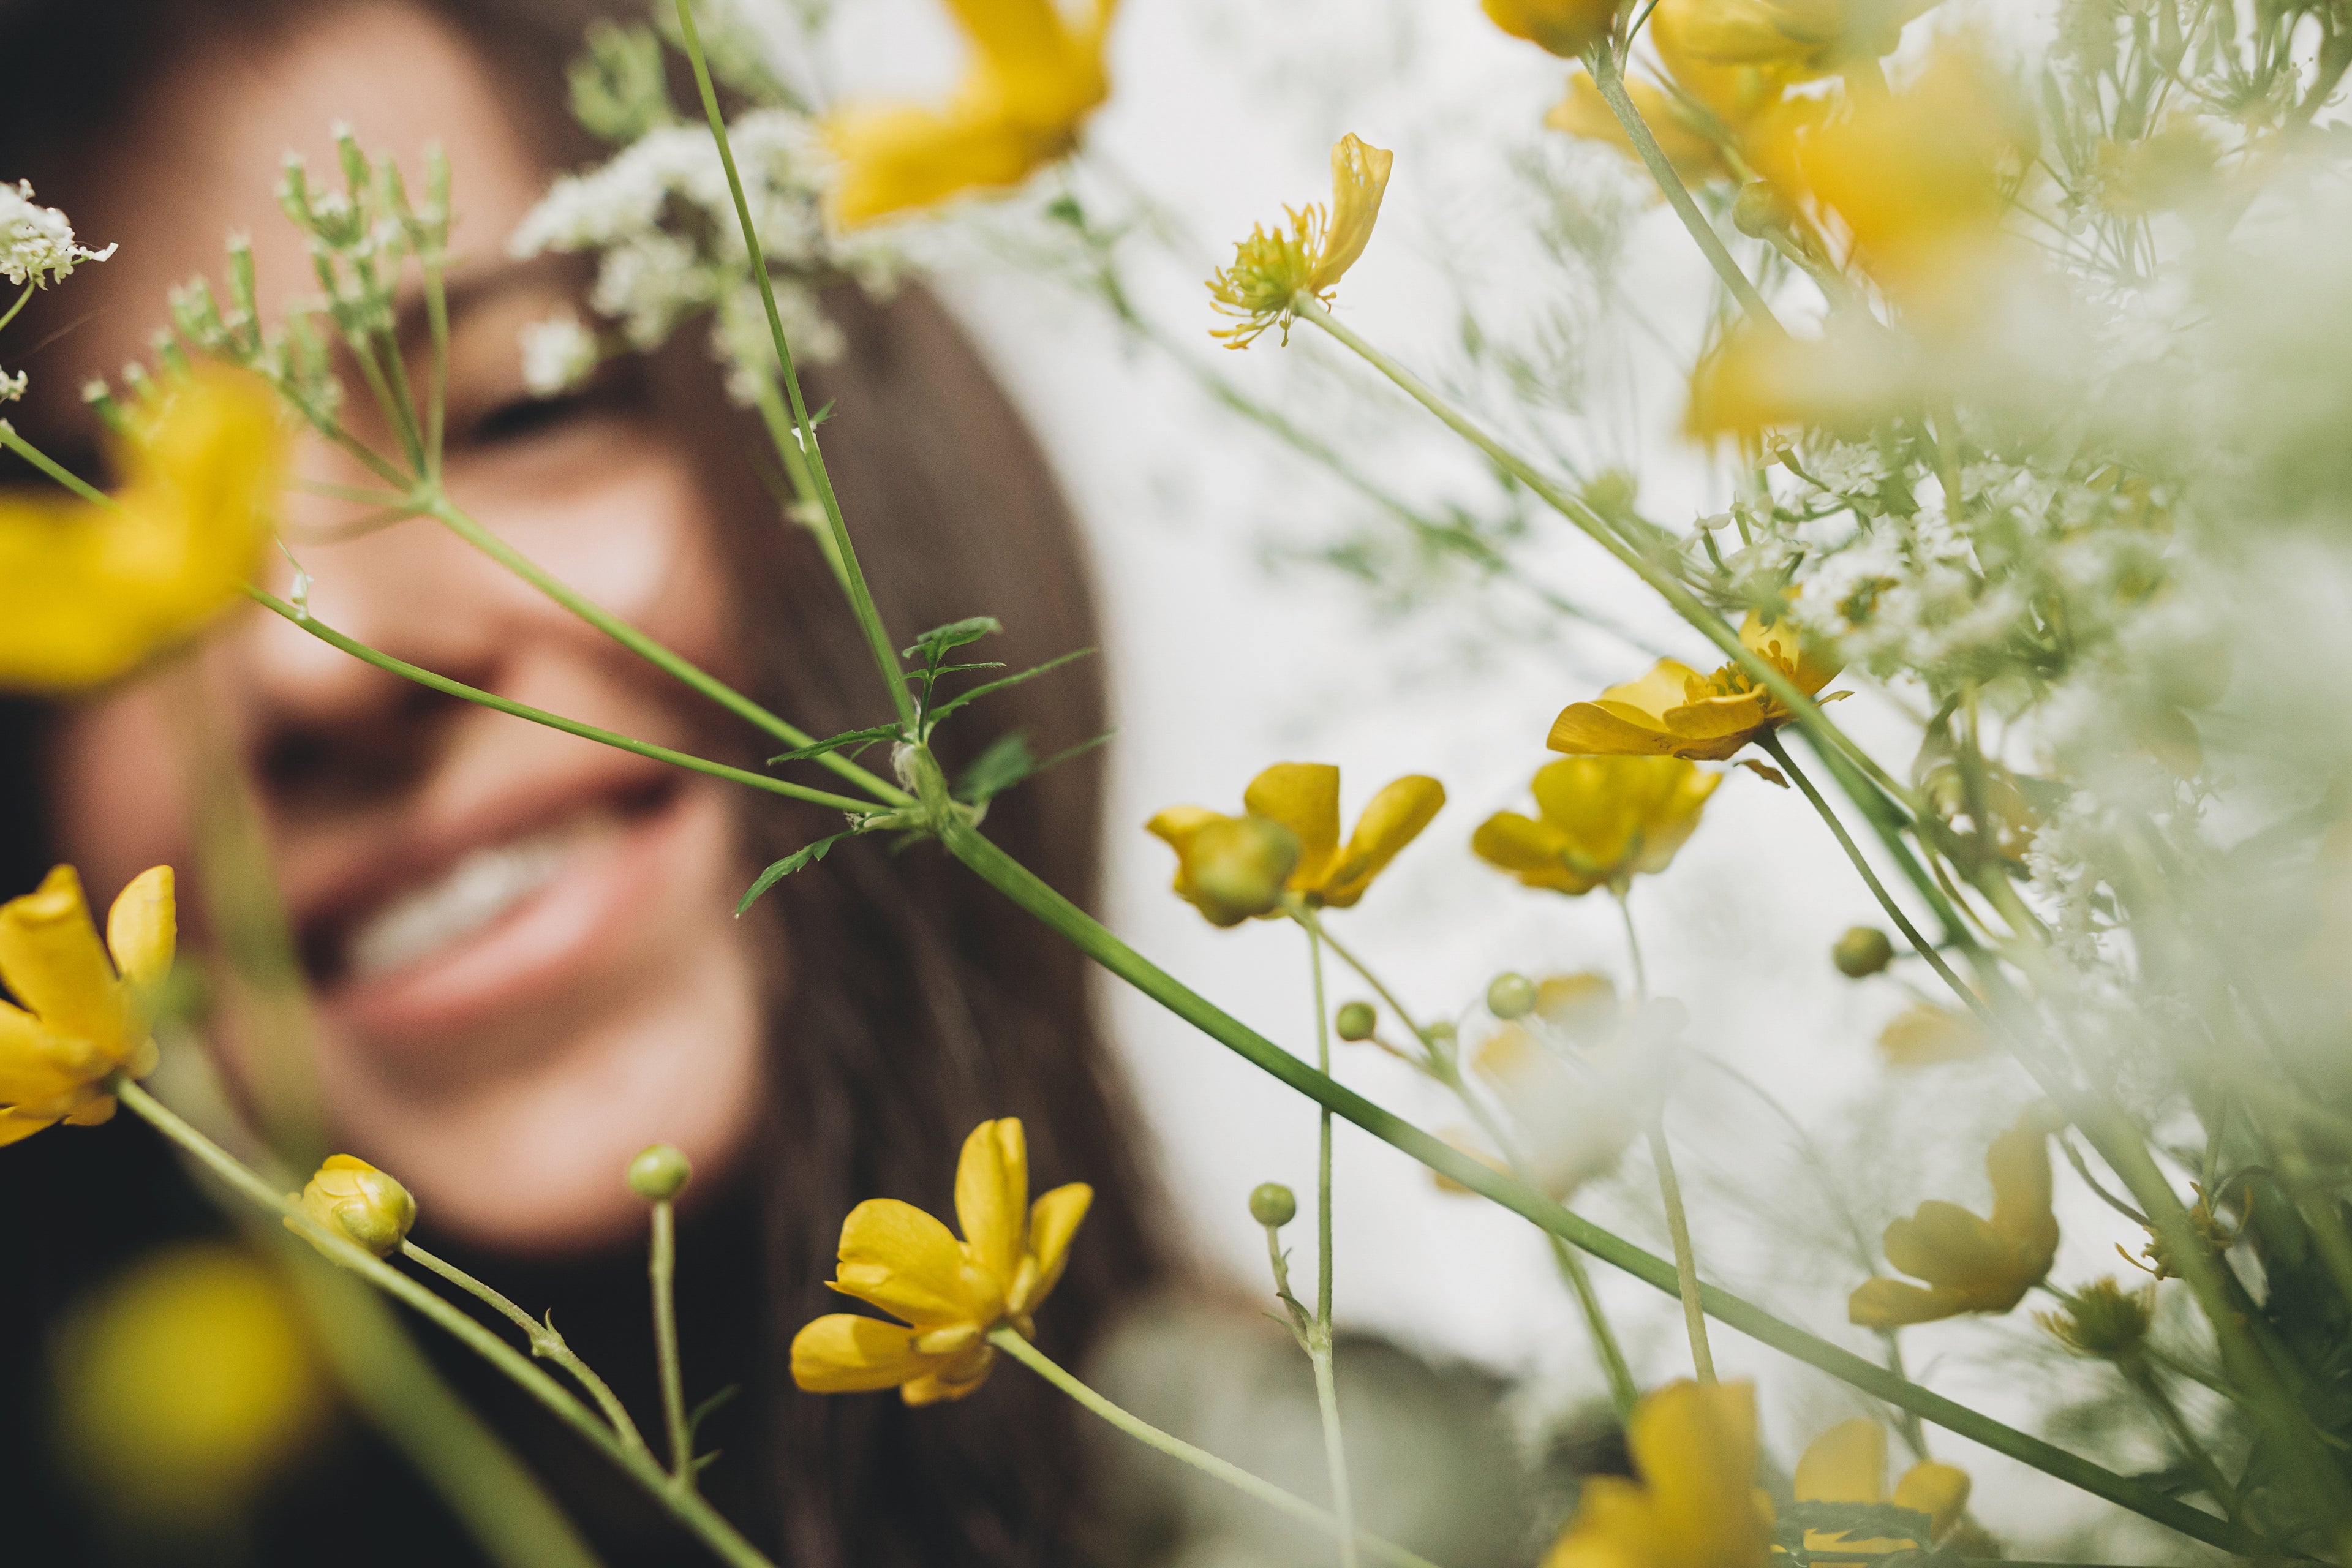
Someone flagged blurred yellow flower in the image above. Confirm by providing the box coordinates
[0,370,281,693]
[1547,74,1730,184]
[0,864,172,1147]
[1542,1379,1768,1568]
[1875,1000,1992,1067]
[1485,0,1621,58]
[1793,1419,1970,1551]
[1245,761,1444,907]
[1474,755,1720,897]
[1548,2,1819,186]
[1208,134,1393,347]
[1685,319,1907,439]
[55,1243,328,1533]
[1548,614,1840,761]
[1849,1108,2059,1327]
[793,1117,1091,1404]
[1144,807,1300,927]
[824,0,1117,228]
[1657,0,1933,74]
[291,1155,418,1258]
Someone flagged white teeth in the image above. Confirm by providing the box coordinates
[344,826,582,982]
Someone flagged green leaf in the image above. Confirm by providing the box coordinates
[767,725,899,766]
[956,731,1038,804]
[736,831,851,914]
[922,647,1094,733]
[900,616,1002,662]
[688,1384,739,1441]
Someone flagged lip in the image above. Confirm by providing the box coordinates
[295,760,703,1046]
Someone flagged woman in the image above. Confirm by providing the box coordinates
[0,1,1169,1562]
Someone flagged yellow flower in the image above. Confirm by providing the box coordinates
[1875,1000,1992,1067]
[0,864,173,1147]
[1685,318,1909,439]
[1474,755,1719,897]
[792,1117,1091,1405]
[1485,0,1621,58]
[291,1155,418,1258]
[823,0,1117,228]
[1207,134,1394,348]
[1547,4,1819,186]
[1149,763,1444,923]
[55,1243,328,1531]
[1849,1108,2059,1327]
[0,370,282,693]
[1548,614,1841,762]
[1542,1379,1768,1568]
[1654,0,1935,74]
[1143,808,1302,927]
[1792,1419,1970,1553]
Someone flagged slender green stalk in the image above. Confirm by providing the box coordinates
[2120,1357,2239,1520]
[750,376,851,594]
[1647,1121,1717,1383]
[401,1242,650,1458]
[0,423,112,505]
[0,280,32,334]
[986,1329,1445,1568]
[1301,913,1361,1568]
[243,586,884,817]
[114,1077,781,1568]
[1586,48,1782,334]
[651,1199,694,1488]
[935,816,2276,1558]
[670,0,916,733]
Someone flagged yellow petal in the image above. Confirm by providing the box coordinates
[1319,774,1445,906]
[106,867,176,999]
[1485,0,1621,57]
[1893,1460,1971,1539]
[1542,1474,1667,1568]
[1848,1275,1971,1327]
[1306,134,1393,293]
[1243,763,1343,890]
[1547,700,1679,756]
[1016,1181,1093,1314]
[1986,1113,2057,1278]
[826,102,1072,228]
[1876,1001,1991,1067]
[1741,612,1842,696]
[832,1198,1002,1328]
[1547,73,1729,186]
[0,866,132,1052]
[1602,660,1710,723]
[900,1343,999,1405]
[1472,812,1601,895]
[1883,1200,2011,1290]
[1630,1379,1765,1568]
[790,1312,941,1392]
[0,1000,107,1104]
[954,1118,1029,1289]
[1795,1418,1887,1506]
[0,1108,59,1147]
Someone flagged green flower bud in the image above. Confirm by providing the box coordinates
[2038,1276,2154,1359]
[1249,1182,1298,1228]
[1334,1000,1378,1041]
[1833,924,1896,978]
[1732,179,1796,240]
[1486,971,1539,1019]
[627,1143,694,1202]
[1189,815,1302,926]
[291,1155,415,1257]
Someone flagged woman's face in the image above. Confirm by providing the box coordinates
[40,3,771,1252]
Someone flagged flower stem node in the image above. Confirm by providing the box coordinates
[1487,972,1540,1020]
[1334,1000,1379,1041]
[1832,925,1895,978]
[290,1155,417,1259]
[627,1142,694,1203]
[1250,1182,1299,1229]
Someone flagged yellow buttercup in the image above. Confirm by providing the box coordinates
[1849,1107,2060,1327]
[1548,614,1841,762]
[1207,135,1394,347]
[1474,755,1719,897]
[1542,1379,1770,1568]
[0,864,175,1146]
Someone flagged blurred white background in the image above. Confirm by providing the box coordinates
[804,0,2169,1548]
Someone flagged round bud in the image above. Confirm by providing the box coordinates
[627,1143,694,1202]
[1333,1000,1378,1042]
[1189,816,1302,927]
[292,1155,416,1257]
[1832,925,1896,978]
[1732,179,1795,240]
[1249,1182,1298,1228]
[1486,971,1539,1020]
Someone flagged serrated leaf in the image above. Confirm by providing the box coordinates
[922,647,1095,733]
[736,831,851,914]
[767,725,899,765]
[901,616,1003,662]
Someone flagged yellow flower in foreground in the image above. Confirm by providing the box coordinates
[1849,1108,2059,1327]
[1548,614,1840,762]
[1207,134,1394,347]
[824,0,1116,228]
[1657,0,1935,74]
[1548,2,1819,186]
[55,1243,328,1530]
[0,864,173,1147]
[1542,1379,1768,1568]
[1474,755,1720,897]
[1548,74,1732,185]
[291,1155,418,1258]
[1485,0,1620,58]
[0,370,282,693]
[1149,762,1444,924]
[1793,1419,1970,1552]
[793,1118,1091,1405]
[1144,808,1302,927]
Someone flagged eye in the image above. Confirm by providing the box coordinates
[454,359,645,451]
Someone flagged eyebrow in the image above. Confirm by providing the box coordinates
[393,251,584,348]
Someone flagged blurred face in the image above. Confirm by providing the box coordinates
[39,4,772,1251]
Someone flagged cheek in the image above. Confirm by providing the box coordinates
[43,680,198,896]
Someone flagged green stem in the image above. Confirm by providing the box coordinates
[401,1242,650,1459]
[0,422,112,505]
[987,1329,1444,1568]
[936,817,2277,1558]
[671,0,916,733]
[243,586,884,818]
[1300,911,1360,1568]
[0,281,32,334]
[1586,48,1782,334]
[750,376,851,595]
[2120,1356,2240,1520]
[652,1199,694,1488]
[113,1078,780,1568]
[1648,1120,1717,1384]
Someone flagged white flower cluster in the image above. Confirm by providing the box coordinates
[511,111,897,404]
[0,179,114,288]
[2021,789,2117,971]
[519,314,600,397]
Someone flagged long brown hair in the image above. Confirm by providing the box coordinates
[0,2,1170,1564]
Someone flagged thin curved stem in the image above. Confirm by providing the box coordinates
[651,1199,694,1488]
[1300,911,1360,1568]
